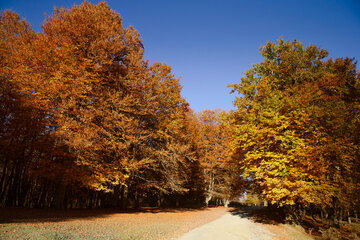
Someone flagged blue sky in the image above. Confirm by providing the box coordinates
[1,0,360,112]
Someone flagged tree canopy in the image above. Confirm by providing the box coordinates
[228,38,360,224]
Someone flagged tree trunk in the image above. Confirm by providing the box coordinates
[205,194,212,207]
[223,199,229,208]
[321,208,328,224]
[157,191,163,208]
[355,210,358,222]
[347,211,351,224]
[54,180,66,209]
[120,185,128,209]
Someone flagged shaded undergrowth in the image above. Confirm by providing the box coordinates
[229,204,360,240]
[229,205,285,225]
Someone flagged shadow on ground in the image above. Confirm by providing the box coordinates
[0,206,207,224]
[229,205,285,225]
[229,205,360,239]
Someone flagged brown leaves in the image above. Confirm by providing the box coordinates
[0,1,195,195]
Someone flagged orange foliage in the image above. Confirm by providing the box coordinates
[228,39,360,223]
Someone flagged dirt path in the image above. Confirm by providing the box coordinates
[178,212,275,240]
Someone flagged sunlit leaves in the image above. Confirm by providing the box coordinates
[228,39,360,212]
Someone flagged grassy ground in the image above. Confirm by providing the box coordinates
[0,207,227,240]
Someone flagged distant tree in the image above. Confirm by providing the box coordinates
[196,109,241,206]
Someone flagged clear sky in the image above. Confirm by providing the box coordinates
[1,0,360,112]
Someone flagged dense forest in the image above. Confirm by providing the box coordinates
[0,2,240,210]
[1,1,359,228]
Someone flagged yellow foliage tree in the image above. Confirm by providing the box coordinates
[228,39,360,224]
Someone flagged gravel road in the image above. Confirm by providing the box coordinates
[178,212,276,240]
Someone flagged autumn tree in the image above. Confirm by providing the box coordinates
[120,63,195,207]
[228,39,360,224]
[1,1,210,209]
[0,10,46,207]
[196,109,241,207]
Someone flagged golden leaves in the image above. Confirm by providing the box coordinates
[228,38,360,209]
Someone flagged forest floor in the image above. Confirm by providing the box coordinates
[0,207,227,240]
[1,206,358,239]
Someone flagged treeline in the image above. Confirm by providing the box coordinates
[227,39,360,226]
[0,2,239,209]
